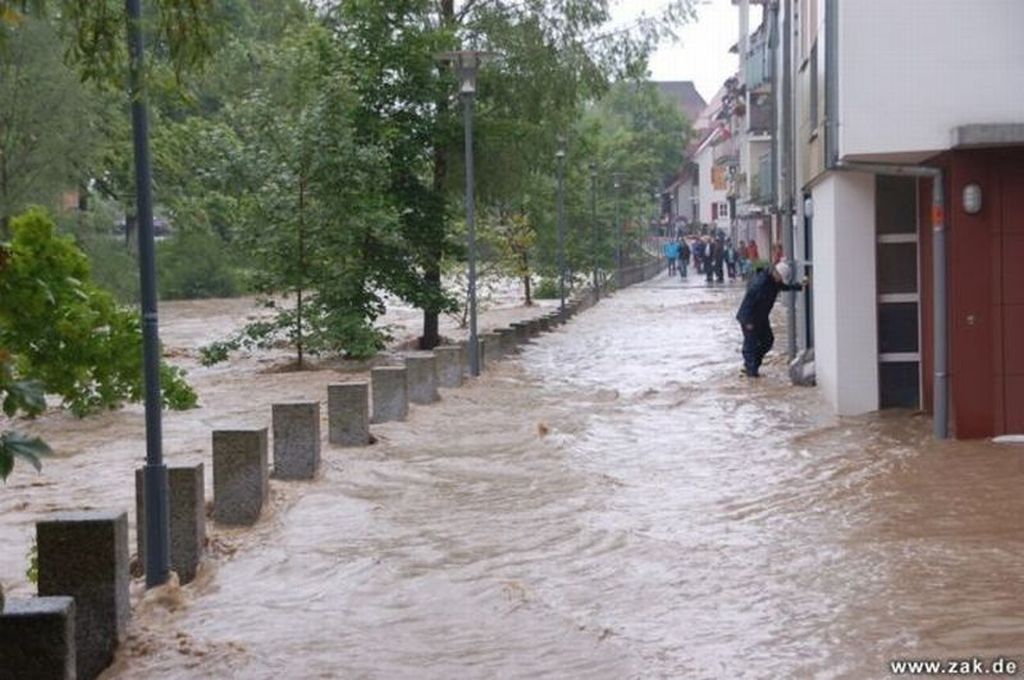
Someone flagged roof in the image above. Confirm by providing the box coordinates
[653,81,707,125]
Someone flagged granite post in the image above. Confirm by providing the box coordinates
[371,366,408,423]
[212,429,268,525]
[135,464,205,584]
[0,597,76,680]
[272,402,321,480]
[327,382,370,446]
[404,353,439,404]
[434,346,464,388]
[36,510,129,680]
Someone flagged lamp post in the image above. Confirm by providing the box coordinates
[589,162,598,298]
[556,140,567,317]
[127,0,169,589]
[437,50,495,377]
[612,173,623,277]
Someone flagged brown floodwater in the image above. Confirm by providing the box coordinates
[2,274,1023,679]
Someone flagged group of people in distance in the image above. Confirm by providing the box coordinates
[662,234,764,284]
[661,232,809,379]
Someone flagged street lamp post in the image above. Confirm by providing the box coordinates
[437,50,495,377]
[589,163,598,298]
[556,140,567,317]
[127,0,169,589]
[612,173,623,277]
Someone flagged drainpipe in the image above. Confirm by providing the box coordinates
[823,0,949,439]
[780,0,796,359]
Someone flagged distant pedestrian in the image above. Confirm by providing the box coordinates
[735,262,808,378]
[746,240,760,264]
[678,238,691,278]
[703,237,716,284]
[693,238,705,274]
[663,239,680,275]
[724,239,737,280]
[712,238,725,283]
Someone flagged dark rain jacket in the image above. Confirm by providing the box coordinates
[736,270,803,326]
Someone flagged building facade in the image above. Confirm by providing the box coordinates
[771,0,1024,437]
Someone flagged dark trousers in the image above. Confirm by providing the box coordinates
[705,257,714,282]
[741,320,774,376]
[679,257,688,277]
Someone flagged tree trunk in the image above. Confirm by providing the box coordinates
[420,0,457,350]
[296,176,306,368]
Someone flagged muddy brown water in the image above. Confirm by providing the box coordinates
[2,275,1022,679]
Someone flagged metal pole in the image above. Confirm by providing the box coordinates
[613,175,622,276]
[126,0,169,589]
[782,0,797,360]
[556,148,566,316]
[463,91,480,376]
[590,164,598,298]
[932,176,949,439]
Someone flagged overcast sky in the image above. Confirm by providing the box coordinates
[610,0,761,103]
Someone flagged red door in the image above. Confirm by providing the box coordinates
[1002,166,1024,433]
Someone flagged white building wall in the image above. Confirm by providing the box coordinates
[696,144,727,226]
[839,0,1024,159]
[811,171,878,414]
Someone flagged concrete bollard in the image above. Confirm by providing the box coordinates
[480,333,502,362]
[37,510,129,680]
[212,429,268,526]
[0,597,76,680]
[135,464,206,585]
[510,322,528,341]
[371,366,408,423]
[404,353,439,404]
[328,382,370,446]
[272,402,321,480]
[497,328,518,354]
[434,346,464,388]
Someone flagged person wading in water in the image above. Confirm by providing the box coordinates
[735,261,808,378]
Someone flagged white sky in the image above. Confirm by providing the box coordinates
[610,0,762,102]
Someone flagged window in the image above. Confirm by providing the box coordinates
[716,201,730,219]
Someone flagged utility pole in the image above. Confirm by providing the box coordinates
[612,173,623,277]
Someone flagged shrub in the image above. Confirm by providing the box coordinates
[533,277,559,299]
[158,230,240,300]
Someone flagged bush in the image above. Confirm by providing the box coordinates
[78,235,140,304]
[157,230,240,300]
[533,277,559,299]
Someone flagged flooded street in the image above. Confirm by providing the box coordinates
[4,274,1024,678]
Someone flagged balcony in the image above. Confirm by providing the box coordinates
[743,41,772,91]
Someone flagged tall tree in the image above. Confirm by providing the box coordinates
[329,0,696,347]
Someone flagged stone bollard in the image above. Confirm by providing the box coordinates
[327,383,370,446]
[537,316,551,332]
[510,322,529,342]
[212,429,268,526]
[371,366,408,423]
[434,346,464,388]
[526,319,541,336]
[480,333,502,362]
[135,464,205,585]
[0,596,76,680]
[404,352,439,404]
[37,511,129,680]
[497,328,518,354]
[272,402,321,480]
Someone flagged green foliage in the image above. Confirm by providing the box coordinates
[533,278,559,300]
[157,229,240,300]
[0,15,99,233]
[0,208,196,417]
[26,539,38,583]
